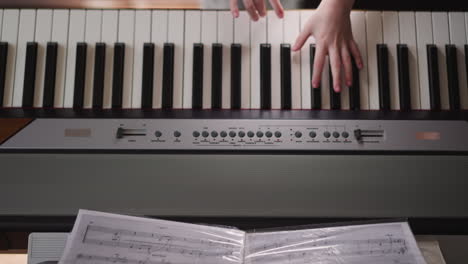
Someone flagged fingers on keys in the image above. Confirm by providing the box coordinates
[268,0,284,18]
[232,0,283,20]
[230,0,240,18]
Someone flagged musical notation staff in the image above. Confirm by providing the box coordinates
[243,222,426,264]
[59,211,426,264]
[60,210,244,264]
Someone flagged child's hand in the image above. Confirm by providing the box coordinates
[230,0,284,21]
[293,0,363,92]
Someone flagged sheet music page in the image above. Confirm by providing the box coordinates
[244,222,427,264]
[58,210,245,264]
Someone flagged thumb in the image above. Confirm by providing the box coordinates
[292,29,311,52]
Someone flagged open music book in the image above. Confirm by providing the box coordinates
[59,210,427,264]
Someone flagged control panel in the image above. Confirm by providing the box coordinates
[2,118,468,152]
[110,119,385,149]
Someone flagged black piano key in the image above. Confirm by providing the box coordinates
[445,44,460,110]
[231,44,242,110]
[93,43,106,109]
[212,43,223,109]
[22,42,38,108]
[377,44,390,111]
[112,42,125,109]
[465,45,468,90]
[427,44,441,111]
[0,42,9,107]
[260,44,271,110]
[162,43,174,109]
[42,42,58,108]
[141,43,154,109]
[309,44,321,110]
[281,44,292,110]
[192,43,204,110]
[397,44,411,111]
[349,60,361,110]
[73,42,87,109]
[329,66,341,110]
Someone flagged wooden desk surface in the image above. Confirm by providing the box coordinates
[0,252,27,264]
[0,0,201,9]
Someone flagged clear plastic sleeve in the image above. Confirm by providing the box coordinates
[243,221,427,264]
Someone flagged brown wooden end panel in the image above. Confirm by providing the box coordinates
[0,118,33,145]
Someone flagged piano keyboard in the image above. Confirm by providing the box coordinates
[0,9,467,112]
[1,9,468,153]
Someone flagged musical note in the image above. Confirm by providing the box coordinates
[59,210,245,264]
[60,210,426,264]
[243,222,426,264]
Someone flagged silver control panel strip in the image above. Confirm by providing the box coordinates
[2,118,468,151]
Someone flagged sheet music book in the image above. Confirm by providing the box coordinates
[59,210,427,264]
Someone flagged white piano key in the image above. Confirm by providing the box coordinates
[432,12,450,110]
[366,11,383,110]
[202,11,217,109]
[235,11,250,109]
[168,10,184,109]
[84,10,102,109]
[118,10,135,109]
[218,11,233,109]
[132,10,151,109]
[12,9,36,107]
[151,10,168,109]
[399,12,420,110]
[33,9,53,108]
[449,12,468,109]
[350,11,369,110]
[101,10,118,109]
[1,9,19,107]
[0,9,3,104]
[267,10,283,109]
[51,10,69,108]
[321,58,331,110]
[415,12,433,110]
[382,11,400,110]
[182,10,201,109]
[466,12,468,43]
[300,10,314,110]
[284,10,302,109]
[0,10,3,39]
[64,10,85,108]
[250,16,267,109]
